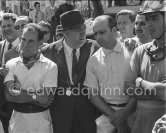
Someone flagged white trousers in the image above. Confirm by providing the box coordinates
[0,120,4,133]
[9,109,53,133]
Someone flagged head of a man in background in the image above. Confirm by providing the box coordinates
[0,13,18,42]
[116,10,136,41]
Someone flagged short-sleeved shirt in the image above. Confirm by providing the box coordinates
[124,40,166,108]
[84,40,131,104]
[4,54,58,91]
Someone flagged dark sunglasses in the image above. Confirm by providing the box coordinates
[146,45,166,61]
[42,31,49,35]
[56,34,63,37]
[15,24,26,30]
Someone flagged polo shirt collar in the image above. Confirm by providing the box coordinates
[102,39,122,55]
[16,54,47,63]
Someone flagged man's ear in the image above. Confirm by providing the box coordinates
[38,40,44,47]
[112,26,117,33]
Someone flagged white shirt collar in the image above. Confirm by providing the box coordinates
[63,39,80,57]
[6,37,20,47]
[102,39,122,55]
[16,54,47,63]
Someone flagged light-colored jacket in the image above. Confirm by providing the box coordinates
[29,9,44,23]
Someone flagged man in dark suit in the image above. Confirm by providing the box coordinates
[0,13,19,133]
[42,10,99,133]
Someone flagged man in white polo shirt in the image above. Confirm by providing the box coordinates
[4,23,58,133]
[84,15,136,133]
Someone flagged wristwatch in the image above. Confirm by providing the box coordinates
[32,93,37,100]
[136,77,143,87]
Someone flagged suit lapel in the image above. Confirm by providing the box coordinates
[53,41,70,86]
[76,40,91,84]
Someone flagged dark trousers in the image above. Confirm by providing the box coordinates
[48,21,58,43]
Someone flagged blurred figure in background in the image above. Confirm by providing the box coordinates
[133,12,152,45]
[124,12,152,53]
[15,16,32,39]
[39,21,51,46]
[29,2,44,23]
[116,10,136,43]
[44,0,58,43]
[21,0,30,16]
[54,0,74,25]
[55,24,63,40]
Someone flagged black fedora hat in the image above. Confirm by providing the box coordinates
[60,10,85,31]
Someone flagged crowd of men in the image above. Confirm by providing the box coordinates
[0,0,165,133]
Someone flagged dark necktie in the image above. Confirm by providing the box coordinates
[8,43,12,50]
[72,49,78,85]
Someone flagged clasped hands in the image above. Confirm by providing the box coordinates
[109,108,130,133]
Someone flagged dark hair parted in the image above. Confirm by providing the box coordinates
[23,23,44,41]
[116,10,136,22]
[0,13,17,25]
[34,2,40,7]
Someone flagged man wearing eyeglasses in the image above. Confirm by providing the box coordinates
[0,13,20,133]
[4,16,32,65]
[124,1,166,133]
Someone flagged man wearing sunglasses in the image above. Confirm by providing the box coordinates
[124,1,166,133]
[55,25,63,41]
[4,16,32,65]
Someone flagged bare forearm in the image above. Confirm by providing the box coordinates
[141,80,166,101]
[5,90,33,103]
[89,88,115,117]
[124,81,155,100]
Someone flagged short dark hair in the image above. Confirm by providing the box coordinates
[0,13,17,25]
[23,23,44,41]
[116,10,136,22]
[38,21,51,32]
[34,2,40,7]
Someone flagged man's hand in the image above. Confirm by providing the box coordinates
[124,38,138,52]
[109,108,128,127]
[36,93,54,108]
[152,114,166,133]
[0,65,9,77]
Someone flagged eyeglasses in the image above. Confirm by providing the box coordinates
[1,24,13,29]
[15,24,26,30]
[42,31,49,35]
[56,34,63,38]
[146,45,166,61]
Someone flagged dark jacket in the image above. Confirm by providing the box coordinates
[42,38,99,133]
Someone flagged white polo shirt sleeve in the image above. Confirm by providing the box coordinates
[4,59,15,83]
[84,57,99,89]
[43,62,58,88]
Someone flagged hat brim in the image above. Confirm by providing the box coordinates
[61,19,92,31]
